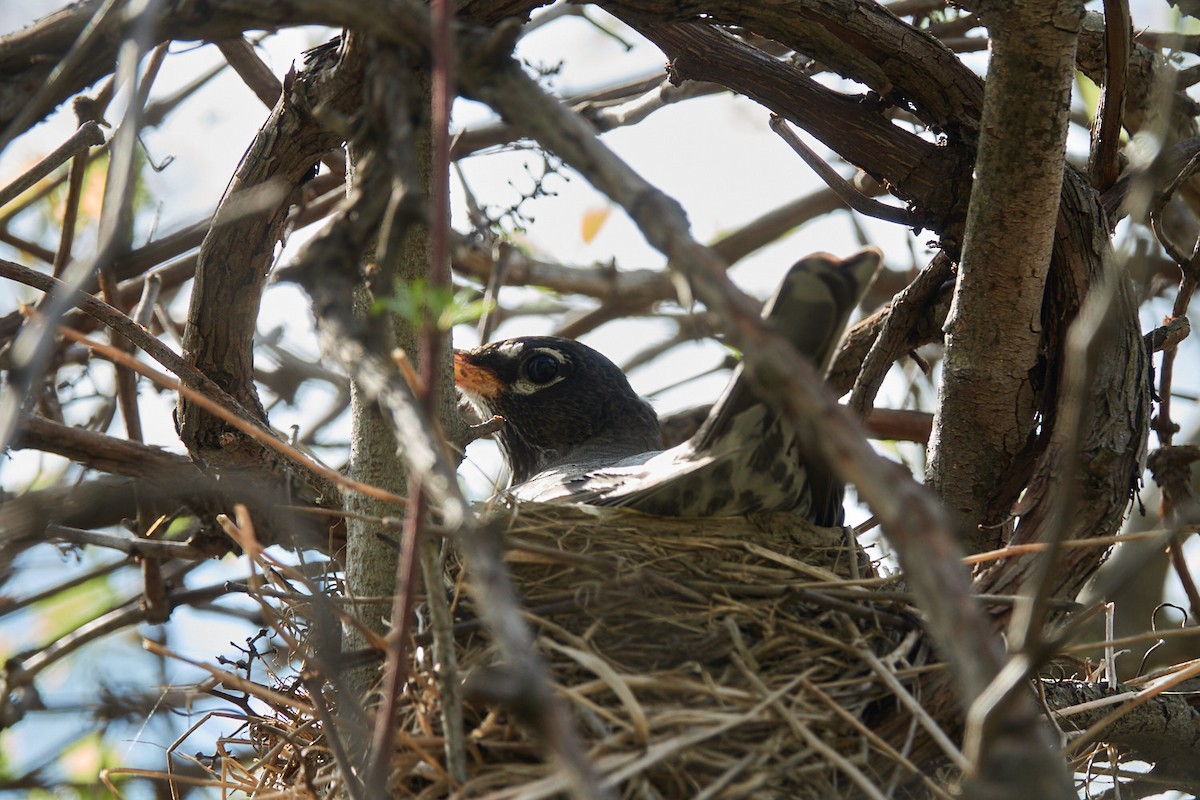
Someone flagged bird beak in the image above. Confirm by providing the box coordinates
[453,350,503,399]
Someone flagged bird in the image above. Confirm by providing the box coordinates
[453,249,882,526]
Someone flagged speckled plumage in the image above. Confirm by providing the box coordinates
[454,249,882,526]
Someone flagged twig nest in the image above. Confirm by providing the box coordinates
[399,502,927,798]
[464,502,874,670]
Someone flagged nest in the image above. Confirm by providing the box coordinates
[215,502,958,799]
[385,502,938,799]
[135,501,1200,798]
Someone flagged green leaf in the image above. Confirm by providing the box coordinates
[376,278,494,331]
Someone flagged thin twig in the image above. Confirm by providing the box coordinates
[859,649,971,772]
[751,674,889,800]
[2,560,125,617]
[0,0,163,453]
[143,638,316,714]
[303,672,367,800]
[964,526,1200,565]
[2,259,261,426]
[46,524,206,559]
[1088,0,1131,190]
[419,535,467,781]
[800,677,956,800]
[1058,624,1200,655]
[215,37,283,108]
[52,149,90,277]
[0,0,125,151]
[1167,539,1200,623]
[1146,447,1200,621]
[0,122,105,209]
[56,325,407,507]
[7,562,211,689]
[97,31,170,450]
[769,115,919,227]
[365,481,427,796]
[849,252,953,417]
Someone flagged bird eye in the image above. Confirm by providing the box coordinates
[523,353,561,384]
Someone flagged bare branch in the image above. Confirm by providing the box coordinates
[769,115,919,227]
[1087,0,1130,190]
[0,121,104,208]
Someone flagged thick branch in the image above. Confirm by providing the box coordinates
[12,415,194,478]
[928,0,1084,552]
[624,20,967,221]
[176,41,355,470]
[1045,680,1200,792]
[606,0,985,138]
[979,173,1150,606]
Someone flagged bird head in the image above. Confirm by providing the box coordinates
[454,336,662,483]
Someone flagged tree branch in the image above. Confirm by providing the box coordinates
[927,0,1084,554]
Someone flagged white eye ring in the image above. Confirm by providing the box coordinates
[511,347,567,395]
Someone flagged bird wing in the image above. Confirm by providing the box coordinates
[686,248,880,525]
[692,249,882,452]
[510,446,712,507]
[512,404,815,519]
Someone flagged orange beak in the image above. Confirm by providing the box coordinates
[453,351,504,399]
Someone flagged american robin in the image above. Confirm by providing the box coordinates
[454,249,882,526]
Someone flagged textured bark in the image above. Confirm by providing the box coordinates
[0,0,537,142]
[927,0,1085,553]
[620,19,970,226]
[978,169,1149,604]
[1044,680,1200,792]
[177,44,355,469]
[342,52,431,656]
[1076,12,1200,143]
[607,0,985,138]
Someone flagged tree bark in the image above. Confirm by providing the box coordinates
[927,0,1085,554]
[339,35,468,685]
